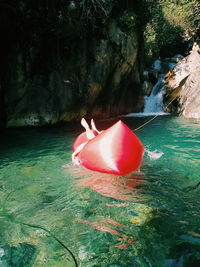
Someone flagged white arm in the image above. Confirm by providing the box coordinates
[72,142,87,164]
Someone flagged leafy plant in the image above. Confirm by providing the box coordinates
[144,0,200,61]
[119,10,137,31]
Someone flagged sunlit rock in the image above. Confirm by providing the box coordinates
[164,43,200,119]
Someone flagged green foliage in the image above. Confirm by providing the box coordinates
[78,0,113,25]
[161,0,200,39]
[144,0,200,60]
[119,11,137,31]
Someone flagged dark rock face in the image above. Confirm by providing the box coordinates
[164,44,200,119]
[0,85,6,128]
[0,2,144,127]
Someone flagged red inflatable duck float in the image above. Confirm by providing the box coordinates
[72,119,144,176]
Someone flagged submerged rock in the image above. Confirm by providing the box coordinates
[164,43,200,119]
[2,243,37,266]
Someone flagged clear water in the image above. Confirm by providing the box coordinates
[0,116,200,267]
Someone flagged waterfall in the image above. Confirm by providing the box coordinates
[124,74,167,117]
[123,59,176,117]
[143,74,165,114]
[143,60,176,115]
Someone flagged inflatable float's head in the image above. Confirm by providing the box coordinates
[72,120,144,175]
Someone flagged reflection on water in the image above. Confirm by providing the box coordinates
[77,218,137,250]
[68,167,143,250]
[72,166,143,201]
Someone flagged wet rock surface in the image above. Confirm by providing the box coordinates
[0,2,144,127]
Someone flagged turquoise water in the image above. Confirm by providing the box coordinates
[0,116,200,267]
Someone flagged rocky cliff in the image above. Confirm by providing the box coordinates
[0,1,145,127]
[164,43,200,119]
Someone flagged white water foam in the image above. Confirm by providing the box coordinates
[146,150,164,160]
[123,74,170,118]
[123,112,169,117]
[123,60,177,118]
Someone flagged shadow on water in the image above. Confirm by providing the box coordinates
[130,159,200,267]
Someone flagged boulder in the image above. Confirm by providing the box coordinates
[164,43,200,119]
[179,71,200,119]
[142,80,153,96]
